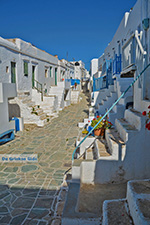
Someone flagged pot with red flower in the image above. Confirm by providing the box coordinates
[91,116,113,137]
[142,105,150,131]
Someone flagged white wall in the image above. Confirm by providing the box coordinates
[96,0,150,111]
[0,83,17,134]
[0,37,59,95]
[91,59,98,77]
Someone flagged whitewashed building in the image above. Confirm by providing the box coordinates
[62,1,150,224]
[86,0,150,185]
[0,36,86,127]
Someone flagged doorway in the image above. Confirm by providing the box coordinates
[55,68,57,86]
[11,62,16,83]
[32,66,35,88]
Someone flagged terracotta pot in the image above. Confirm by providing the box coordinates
[94,128,105,137]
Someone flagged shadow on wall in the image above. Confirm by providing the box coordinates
[93,130,150,184]
[8,103,21,118]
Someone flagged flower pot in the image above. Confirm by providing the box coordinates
[94,128,105,137]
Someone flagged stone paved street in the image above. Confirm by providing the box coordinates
[0,92,89,225]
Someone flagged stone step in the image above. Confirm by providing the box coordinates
[78,182,127,219]
[17,91,30,96]
[127,179,150,225]
[26,102,35,107]
[113,104,125,113]
[95,139,111,158]
[125,109,147,131]
[72,159,93,183]
[102,199,133,225]
[62,182,100,225]
[85,148,94,160]
[108,104,125,125]
[119,84,133,92]
[40,114,49,120]
[115,118,138,143]
[105,128,126,160]
[18,96,31,100]
[117,77,134,83]
[22,99,32,104]
[101,99,107,105]
[119,96,133,107]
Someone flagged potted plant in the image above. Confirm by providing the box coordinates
[142,105,150,130]
[91,116,112,137]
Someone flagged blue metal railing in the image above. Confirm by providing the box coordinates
[72,63,150,162]
[93,59,113,92]
[93,76,107,92]
[113,54,122,75]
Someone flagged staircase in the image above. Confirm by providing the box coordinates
[9,92,51,126]
[63,65,150,224]
[62,108,150,223]
[103,179,150,225]
[49,82,65,111]
[108,77,134,125]
[32,89,58,116]
[76,108,150,184]
[93,78,134,126]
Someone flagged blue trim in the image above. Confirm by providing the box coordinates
[65,79,80,85]
[93,76,107,92]
[0,129,15,144]
[11,117,20,132]
[113,54,122,75]
[106,59,113,86]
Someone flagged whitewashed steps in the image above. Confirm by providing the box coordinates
[108,104,125,125]
[102,199,133,225]
[115,118,138,143]
[127,179,150,225]
[105,128,126,160]
[62,183,100,225]
[102,179,150,225]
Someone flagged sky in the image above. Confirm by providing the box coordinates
[0,0,137,70]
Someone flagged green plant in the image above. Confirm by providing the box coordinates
[47,118,50,122]
[31,111,38,116]
[91,116,113,130]
[37,105,40,109]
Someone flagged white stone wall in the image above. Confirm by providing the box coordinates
[95,0,150,111]
[0,83,17,134]
[90,59,98,77]
[0,37,59,95]
[58,61,66,81]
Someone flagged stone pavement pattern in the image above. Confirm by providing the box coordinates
[0,93,89,225]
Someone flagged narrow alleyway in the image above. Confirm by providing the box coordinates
[0,92,90,225]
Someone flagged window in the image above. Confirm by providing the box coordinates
[45,68,48,78]
[6,66,9,73]
[50,66,52,77]
[24,61,28,76]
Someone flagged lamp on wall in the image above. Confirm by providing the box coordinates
[142,18,149,30]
